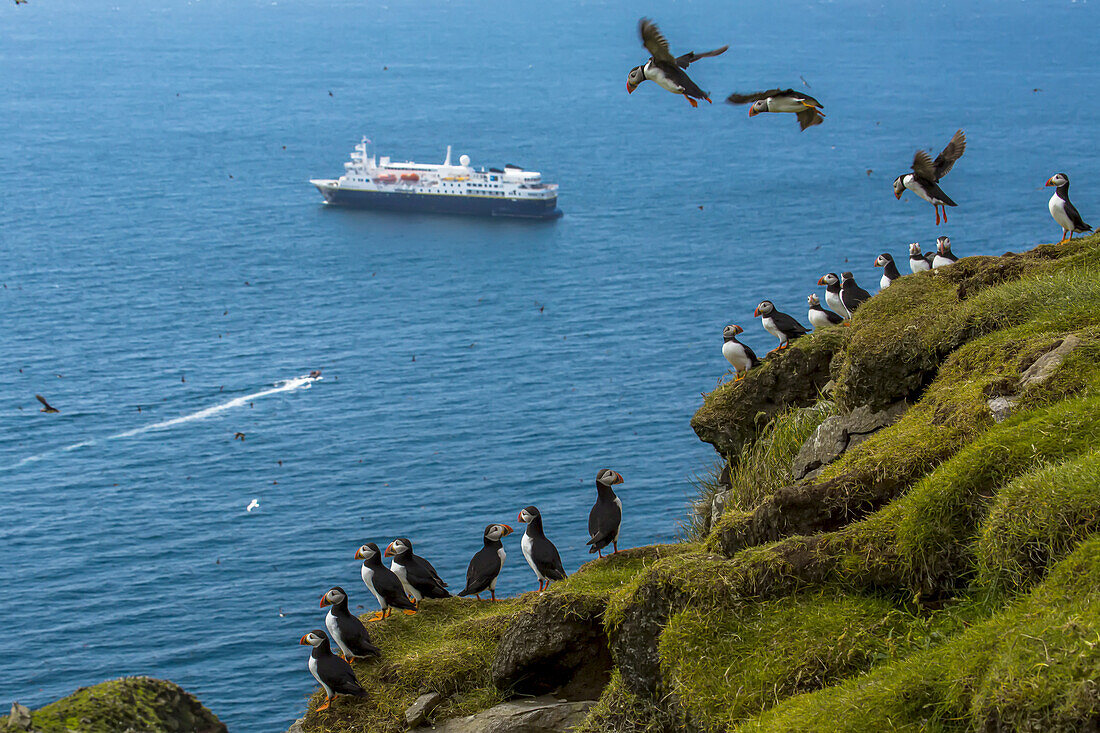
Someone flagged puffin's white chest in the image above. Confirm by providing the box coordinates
[910,257,931,274]
[644,61,683,93]
[1049,193,1074,230]
[722,340,752,371]
[904,175,937,204]
[361,565,383,607]
[825,290,848,319]
[389,559,418,599]
[880,273,892,290]
[932,254,954,269]
[308,655,331,697]
[768,97,805,113]
[490,547,507,590]
[521,532,542,579]
[324,611,346,656]
[761,316,782,340]
[612,497,622,542]
[808,308,832,329]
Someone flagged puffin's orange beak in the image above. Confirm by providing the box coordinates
[501,524,514,536]
[748,108,759,117]
[354,548,364,559]
[894,190,902,200]
[873,259,881,267]
[753,308,761,317]
[817,276,826,285]
[299,635,309,645]
[611,471,624,485]
[383,543,395,557]
[517,512,526,523]
[1045,177,1055,186]
[627,83,636,94]
[320,595,330,608]
[733,325,742,335]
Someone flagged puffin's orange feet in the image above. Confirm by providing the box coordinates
[316,697,332,712]
[686,96,698,108]
[403,609,417,615]
[366,611,385,622]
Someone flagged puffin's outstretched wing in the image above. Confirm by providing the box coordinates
[639,18,676,64]
[796,107,826,130]
[726,88,786,104]
[675,45,728,68]
[35,394,59,413]
[932,129,966,179]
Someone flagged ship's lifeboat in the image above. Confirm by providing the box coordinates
[375,174,397,184]
[400,173,420,182]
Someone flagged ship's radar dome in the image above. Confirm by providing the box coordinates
[459,154,470,166]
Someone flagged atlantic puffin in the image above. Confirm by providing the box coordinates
[893,129,966,225]
[627,18,728,108]
[587,469,624,557]
[932,236,958,268]
[384,537,449,606]
[721,324,759,381]
[35,394,59,413]
[726,89,825,130]
[354,543,417,621]
[873,253,901,289]
[299,629,369,711]
[807,293,844,329]
[320,586,382,663]
[755,300,809,353]
[457,523,513,601]
[1046,173,1092,242]
[840,272,871,316]
[518,506,567,592]
[817,273,848,319]
[908,243,933,274]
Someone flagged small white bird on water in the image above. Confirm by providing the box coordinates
[246,498,260,512]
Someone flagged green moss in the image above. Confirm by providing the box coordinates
[20,677,225,733]
[572,670,680,733]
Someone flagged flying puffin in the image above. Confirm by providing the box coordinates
[320,586,382,663]
[627,18,728,108]
[932,236,958,268]
[457,523,513,601]
[1046,173,1092,242]
[908,243,933,273]
[873,253,901,289]
[354,543,417,621]
[755,300,809,352]
[817,273,848,319]
[518,506,567,592]
[722,324,759,381]
[726,89,825,130]
[299,629,369,711]
[893,129,966,225]
[840,272,871,316]
[587,469,624,557]
[384,537,449,606]
[807,293,844,329]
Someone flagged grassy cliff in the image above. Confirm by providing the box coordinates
[293,233,1100,732]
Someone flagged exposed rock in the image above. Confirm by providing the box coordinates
[5,703,30,730]
[285,717,306,733]
[5,677,226,733]
[405,692,444,727]
[792,402,908,479]
[492,593,611,699]
[1020,334,1081,389]
[987,396,1018,423]
[414,696,594,733]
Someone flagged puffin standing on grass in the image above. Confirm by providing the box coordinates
[354,543,417,621]
[458,523,513,601]
[722,324,759,381]
[840,272,871,316]
[726,89,825,130]
[626,18,728,108]
[587,469,625,557]
[818,272,848,319]
[299,629,369,711]
[384,538,449,606]
[932,236,958,268]
[755,301,809,352]
[874,253,902,289]
[1046,173,1092,242]
[807,293,844,329]
[518,506,567,592]
[320,587,382,663]
[893,129,966,225]
[909,243,933,273]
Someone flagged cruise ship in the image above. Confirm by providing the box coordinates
[310,138,561,219]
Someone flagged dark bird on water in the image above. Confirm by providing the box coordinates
[893,129,966,225]
[627,18,728,108]
[35,395,59,413]
[458,523,514,601]
[234,432,245,441]
[1046,173,1092,242]
[518,506,567,592]
[299,629,369,711]
[588,469,625,556]
[727,89,825,130]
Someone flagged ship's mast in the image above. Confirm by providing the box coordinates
[443,145,452,166]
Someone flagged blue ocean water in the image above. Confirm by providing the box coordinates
[2,0,1098,729]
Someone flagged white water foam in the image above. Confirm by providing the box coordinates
[8,375,318,469]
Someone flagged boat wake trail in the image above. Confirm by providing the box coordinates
[8,375,319,470]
